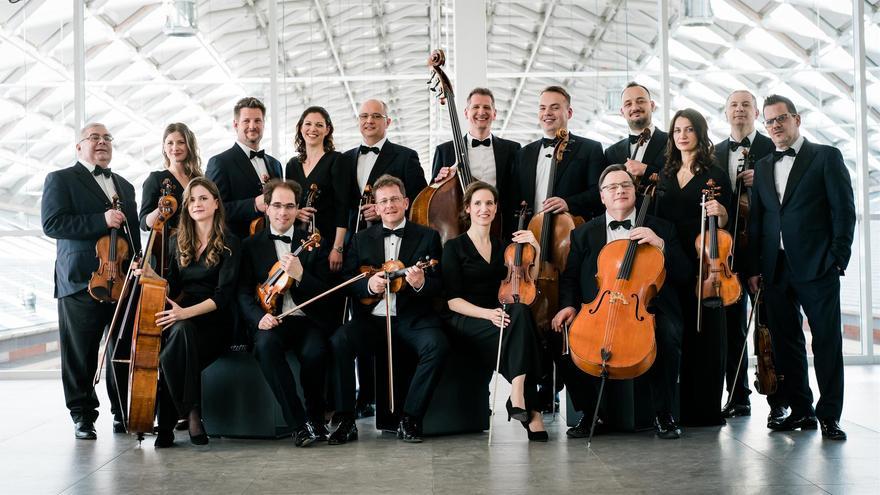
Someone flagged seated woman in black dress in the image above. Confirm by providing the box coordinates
[656,108,733,427]
[139,122,203,232]
[153,177,240,447]
[442,181,547,441]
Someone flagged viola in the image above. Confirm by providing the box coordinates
[88,196,131,303]
[730,149,755,261]
[299,183,320,235]
[753,284,781,395]
[358,258,438,305]
[695,179,742,311]
[497,202,537,306]
[256,232,322,314]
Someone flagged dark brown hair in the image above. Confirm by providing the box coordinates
[763,94,798,115]
[663,108,715,178]
[162,122,203,179]
[234,97,266,119]
[622,81,651,100]
[599,163,636,188]
[177,177,229,268]
[372,174,406,198]
[467,87,495,106]
[294,106,335,163]
[541,85,571,106]
[461,181,499,228]
[262,178,302,206]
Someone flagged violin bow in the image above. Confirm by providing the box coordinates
[487,302,508,446]
[696,192,708,333]
[384,272,395,414]
[722,284,762,411]
[275,272,367,320]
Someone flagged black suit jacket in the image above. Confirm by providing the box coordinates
[343,221,442,330]
[237,229,333,334]
[747,139,855,283]
[344,140,427,207]
[713,131,774,172]
[206,144,283,239]
[603,129,669,178]
[559,214,687,322]
[41,162,142,298]
[510,133,608,233]
[430,134,520,202]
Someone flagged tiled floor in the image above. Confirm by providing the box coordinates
[1,365,878,495]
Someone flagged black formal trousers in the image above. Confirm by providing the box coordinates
[763,252,843,420]
[57,290,125,423]
[157,313,227,429]
[443,303,542,410]
[252,317,327,429]
[330,315,449,419]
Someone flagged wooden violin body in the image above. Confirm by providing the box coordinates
[300,183,320,234]
[249,216,266,237]
[753,288,780,395]
[358,258,438,305]
[695,179,742,308]
[355,185,375,234]
[88,196,130,303]
[498,203,537,305]
[256,232,321,314]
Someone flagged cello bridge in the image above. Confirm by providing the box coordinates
[609,291,628,305]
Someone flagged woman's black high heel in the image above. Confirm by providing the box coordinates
[520,412,549,442]
[189,420,209,446]
[506,397,529,423]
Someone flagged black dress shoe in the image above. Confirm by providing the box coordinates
[355,403,375,419]
[721,403,751,418]
[74,421,97,440]
[768,414,817,431]
[566,415,604,438]
[398,415,423,443]
[154,429,175,448]
[312,421,329,442]
[767,406,790,425]
[506,398,529,423]
[654,412,682,440]
[112,419,127,434]
[175,418,189,431]
[293,422,320,448]
[328,416,358,445]
[819,419,847,440]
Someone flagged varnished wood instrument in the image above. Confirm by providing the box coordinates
[357,258,439,305]
[88,196,130,303]
[249,173,272,236]
[630,128,652,194]
[497,202,537,306]
[256,232,321,314]
[299,183,320,235]
[730,149,755,261]
[752,284,781,395]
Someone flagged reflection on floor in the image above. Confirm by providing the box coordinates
[0,365,878,495]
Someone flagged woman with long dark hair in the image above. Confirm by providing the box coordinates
[139,122,203,231]
[656,108,733,427]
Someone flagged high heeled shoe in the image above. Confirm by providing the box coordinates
[520,413,549,442]
[189,420,209,446]
[506,398,529,423]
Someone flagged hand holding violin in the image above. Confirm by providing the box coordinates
[104,208,125,228]
[736,169,754,187]
[368,271,387,295]
[511,229,539,251]
[279,253,303,282]
[296,206,317,224]
[361,202,379,222]
[705,199,728,226]
[404,265,425,291]
[624,159,647,177]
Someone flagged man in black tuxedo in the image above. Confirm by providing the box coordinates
[747,94,855,440]
[510,85,607,236]
[713,90,780,421]
[603,82,668,182]
[329,175,448,444]
[551,164,688,440]
[238,179,332,447]
[41,123,142,440]
[431,87,520,218]
[206,97,283,239]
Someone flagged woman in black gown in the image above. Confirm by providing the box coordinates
[442,181,547,441]
[154,177,240,447]
[139,123,203,231]
[656,108,733,427]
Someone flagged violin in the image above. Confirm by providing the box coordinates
[730,149,755,261]
[410,49,501,243]
[497,202,537,306]
[249,174,272,236]
[358,257,438,305]
[695,179,742,310]
[256,232,321,314]
[630,128,652,194]
[753,284,781,395]
[154,179,178,277]
[88,196,131,303]
[355,185,375,234]
[299,183,320,234]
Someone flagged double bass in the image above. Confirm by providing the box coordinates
[88,196,130,303]
[410,49,501,243]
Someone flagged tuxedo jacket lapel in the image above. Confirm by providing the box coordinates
[522,143,539,207]
[642,131,666,164]
[368,141,397,185]
[554,137,579,186]
[781,140,814,207]
[73,163,113,205]
[396,223,419,264]
[231,144,262,183]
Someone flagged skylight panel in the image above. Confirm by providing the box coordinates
[763,3,832,44]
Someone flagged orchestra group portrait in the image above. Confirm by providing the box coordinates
[41,50,855,449]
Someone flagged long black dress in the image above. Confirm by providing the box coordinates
[156,231,240,429]
[441,233,543,410]
[656,164,733,426]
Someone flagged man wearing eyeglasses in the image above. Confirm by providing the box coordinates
[41,123,142,440]
[551,164,688,440]
[329,174,447,444]
[747,94,855,440]
[603,82,668,184]
[237,179,332,447]
[206,97,283,239]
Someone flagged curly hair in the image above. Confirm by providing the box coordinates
[294,106,335,163]
[162,122,203,179]
[176,177,230,268]
[663,108,715,179]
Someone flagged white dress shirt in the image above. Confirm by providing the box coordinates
[465,133,497,187]
[371,218,405,317]
[79,160,117,201]
[357,136,387,194]
[628,125,655,163]
[773,135,804,249]
[237,141,270,183]
[270,226,304,317]
[605,209,638,244]
[534,143,554,209]
[726,129,758,185]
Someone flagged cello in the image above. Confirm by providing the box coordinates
[88,196,130,303]
[409,49,501,243]
[256,232,321,314]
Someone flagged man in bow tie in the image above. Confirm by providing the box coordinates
[746,94,855,440]
[206,96,283,239]
[551,164,688,440]
[329,175,448,444]
[603,82,668,183]
[41,123,142,440]
[237,179,333,447]
[430,88,521,218]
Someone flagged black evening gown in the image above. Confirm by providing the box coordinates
[138,170,185,231]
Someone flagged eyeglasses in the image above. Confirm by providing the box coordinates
[376,196,404,207]
[79,134,114,143]
[601,181,635,192]
[763,113,796,128]
[358,113,387,121]
[269,202,297,211]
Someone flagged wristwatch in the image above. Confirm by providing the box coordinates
[334,246,344,254]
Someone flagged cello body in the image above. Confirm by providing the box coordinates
[126,267,167,434]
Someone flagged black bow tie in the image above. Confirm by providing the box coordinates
[628,134,642,144]
[382,227,404,238]
[359,145,381,155]
[609,219,632,231]
[772,148,796,162]
[729,137,751,152]
[92,166,112,178]
[269,233,292,244]
[541,138,557,148]
[250,149,265,159]
[471,138,491,147]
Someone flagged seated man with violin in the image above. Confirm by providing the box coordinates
[41,123,141,440]
[551,164,688,440]
[329,174,449,444]
[238,179,332,447]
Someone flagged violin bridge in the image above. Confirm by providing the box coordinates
[609,291,628,305]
